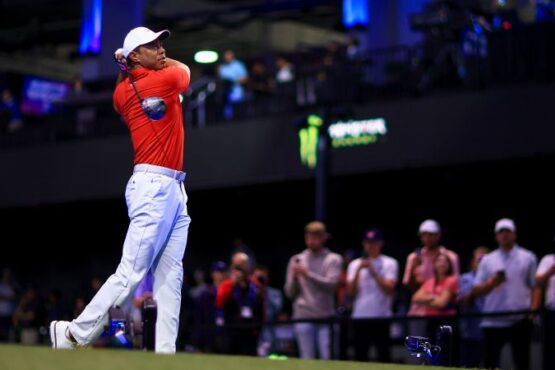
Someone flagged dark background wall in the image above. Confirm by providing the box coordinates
[2,82,555,291]
[1,83,554,207]
[2,155,555,292]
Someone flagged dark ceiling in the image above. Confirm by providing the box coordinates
[0,0,342,51]
[0,0,343,81]
[0,0,82,48]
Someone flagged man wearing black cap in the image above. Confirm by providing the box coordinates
[347,228,398,362]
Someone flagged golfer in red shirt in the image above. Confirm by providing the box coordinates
[50,26,191,354]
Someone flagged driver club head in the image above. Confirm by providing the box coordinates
[141,97,167,120]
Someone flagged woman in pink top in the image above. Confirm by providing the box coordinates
[412,253,459,315]
[412,252,460,364]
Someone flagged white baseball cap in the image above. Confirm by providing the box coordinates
[495,218,516,233]
[122,27,170,58]
[418,219,441,234]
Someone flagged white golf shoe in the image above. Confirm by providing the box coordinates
[49,320,77,350]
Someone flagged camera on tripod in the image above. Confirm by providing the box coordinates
[405,335,442,365]
[405,325,452,366]
[100,300,157,350]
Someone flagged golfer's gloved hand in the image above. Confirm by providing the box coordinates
[114,48,127,71]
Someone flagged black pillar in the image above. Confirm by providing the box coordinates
[315,120,330,222]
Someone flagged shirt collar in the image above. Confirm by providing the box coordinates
[498,244,519,257]
[129,67,149,80]
[303,248,329,256]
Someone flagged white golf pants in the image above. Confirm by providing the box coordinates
[70,164,191,354]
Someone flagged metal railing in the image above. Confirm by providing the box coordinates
[187,308,553,369]
[184,76,218,128]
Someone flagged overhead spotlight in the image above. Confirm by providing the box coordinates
[194,50,219,64]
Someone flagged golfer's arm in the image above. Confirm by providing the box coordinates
[165,58,190,76]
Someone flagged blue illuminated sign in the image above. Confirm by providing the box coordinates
[21,77,71,116]
[79,0,103,55]
[343,0,369,28]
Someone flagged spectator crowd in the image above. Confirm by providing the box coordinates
[2,216,555,370]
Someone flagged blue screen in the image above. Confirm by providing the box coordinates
[79,0,103,55]
[21,77,71,116]
[343,0,369,28]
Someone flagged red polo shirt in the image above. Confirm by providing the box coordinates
[113,66,190,171]
[216,277,264,309]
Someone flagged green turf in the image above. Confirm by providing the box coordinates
[0,344,458,370]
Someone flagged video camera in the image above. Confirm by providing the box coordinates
[102,307,133,349]
[405,335,442,365]
[100,300,158,351]
[405,325,452,366]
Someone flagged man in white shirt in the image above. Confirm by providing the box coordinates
[536,254,555,309]
[347,228,398,362]
[468,218,537,370]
